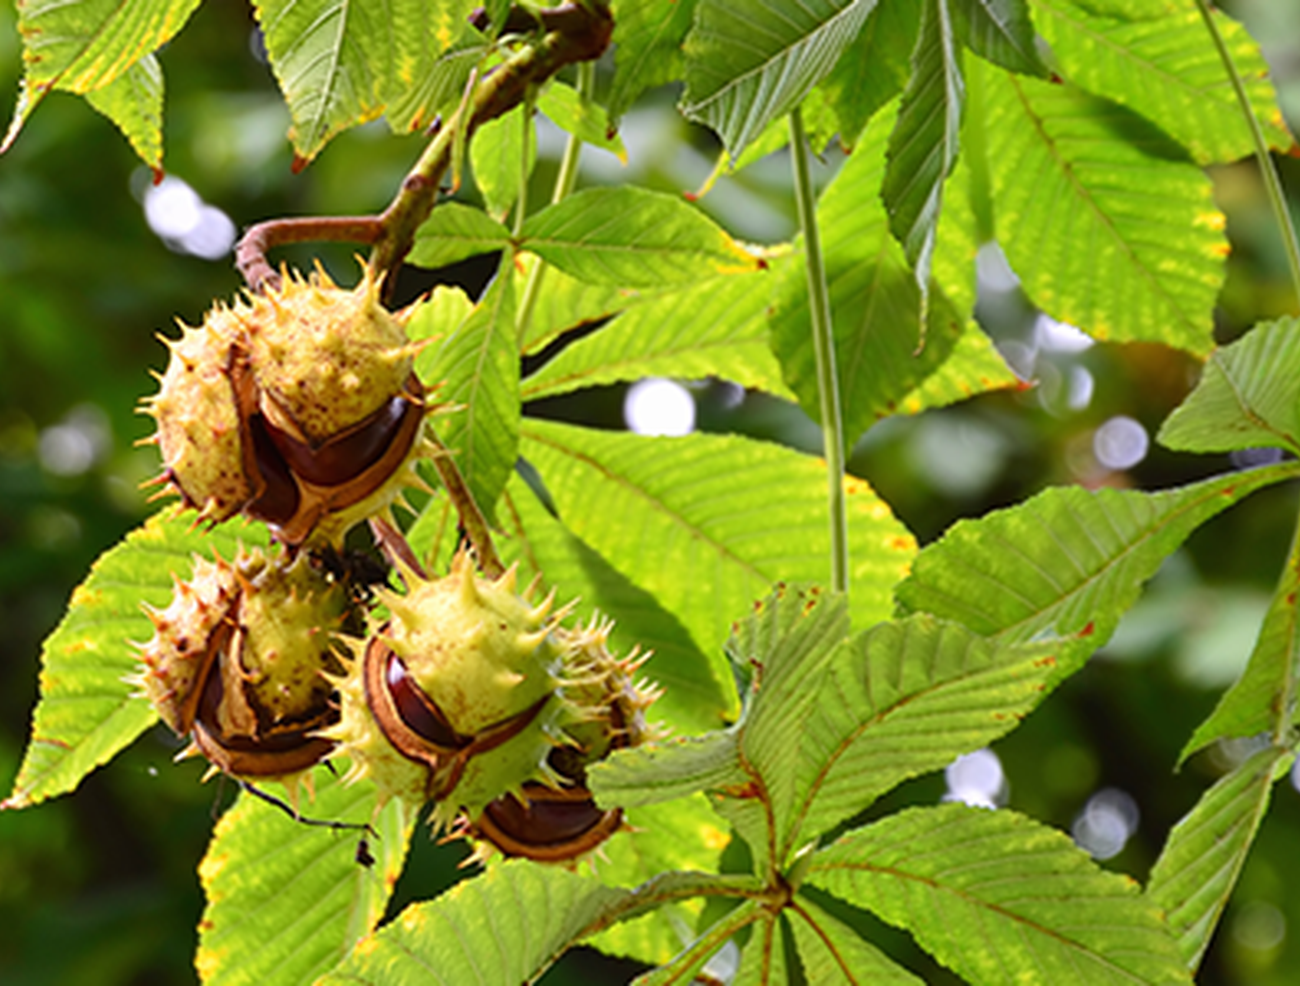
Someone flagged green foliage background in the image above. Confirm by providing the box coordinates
[5,1,1300,983]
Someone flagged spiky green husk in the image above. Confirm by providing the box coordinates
[144,320,248,524]
[134,555,238,734]
[239,263,415,445]
[378,552,565,736]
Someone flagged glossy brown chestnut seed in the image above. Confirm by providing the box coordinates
[263,386,416,488]
[473,784,623,862]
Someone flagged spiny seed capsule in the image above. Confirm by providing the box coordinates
[141,262,435,547]
[131,546,351,788]
[327,552,659,861]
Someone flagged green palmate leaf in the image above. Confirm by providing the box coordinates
[471,103,535,221]
[773,615,1061,858]
[721,86,839,176]
[819,0,920,147]
[3,509,268,811]
[608,0,699,120]
[520,186,761,287]
[422,271,520,518]
[953,0,1048,76]
[883,0,963,281]
[772,106,1007,446]
[408,202,511,270]
[519,421,917,662]
[788,895,923,984]
[500,473,736,732]
[322,860,630,984]
[197,765,412,986]
[521,269,792,403]
[1032,0,1291,165]
[681,0,880,158]
[1147,746,1290,970]
[2,0,200,156]
[83,54,164,171]
[384,12,486,133]
[896,462,1300,650]
[590,730,746,809]
[810,804,1193,985]
[588,797,730,967]
[537,81,626,161]
[976,59,1227,355]
[1180,553,1300,764]
[1158,317,1300,457]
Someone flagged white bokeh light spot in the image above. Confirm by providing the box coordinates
[625,379,695,436]
[943,748,1006,809]
[1072,787,1140,860]
[143,176,236,259]
[1093,415,1149,470]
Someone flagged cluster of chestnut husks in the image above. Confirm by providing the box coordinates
[134,262,657,861]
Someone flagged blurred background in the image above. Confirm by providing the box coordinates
[4,2,1300,982]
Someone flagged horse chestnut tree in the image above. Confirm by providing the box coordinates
[6,2,1300,984]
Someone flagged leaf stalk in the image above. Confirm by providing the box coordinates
[789,107,849,595]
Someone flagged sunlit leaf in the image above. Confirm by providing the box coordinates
[681,0,880,158]
[589,797,729,967]
[3,509,268,811]
[520,187,761,286]
[513,253,642,354]
[2,0,200,155]
[788,895,923,984]
[83,54,164,171]
[734,911,788,985]
[409,202,511,270]
[772,105,1003,446]
[471,102,535,221]
[590,731,746,809]
[818,0,920,146]
[1158,317,1300,457]
[976,59,1226,355]
[521,269,792,402]
[774,615,1060,856]
[520,421,917,663]
[810,804,1192,985]
[608,0,699,120]
[1179,558,1300,764]
[196,764,412,986]
[500,474,736,732]
[883,0,962,282]
[954,0,1047,76]
[537,81,626,161]
[1147,746,1289,970]
[253,0,394,164]
[423,270,519,518]
[1032,0,1292,164]
[321,860,630,984]
[385,12,486,133]
[896,463,1300,652]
